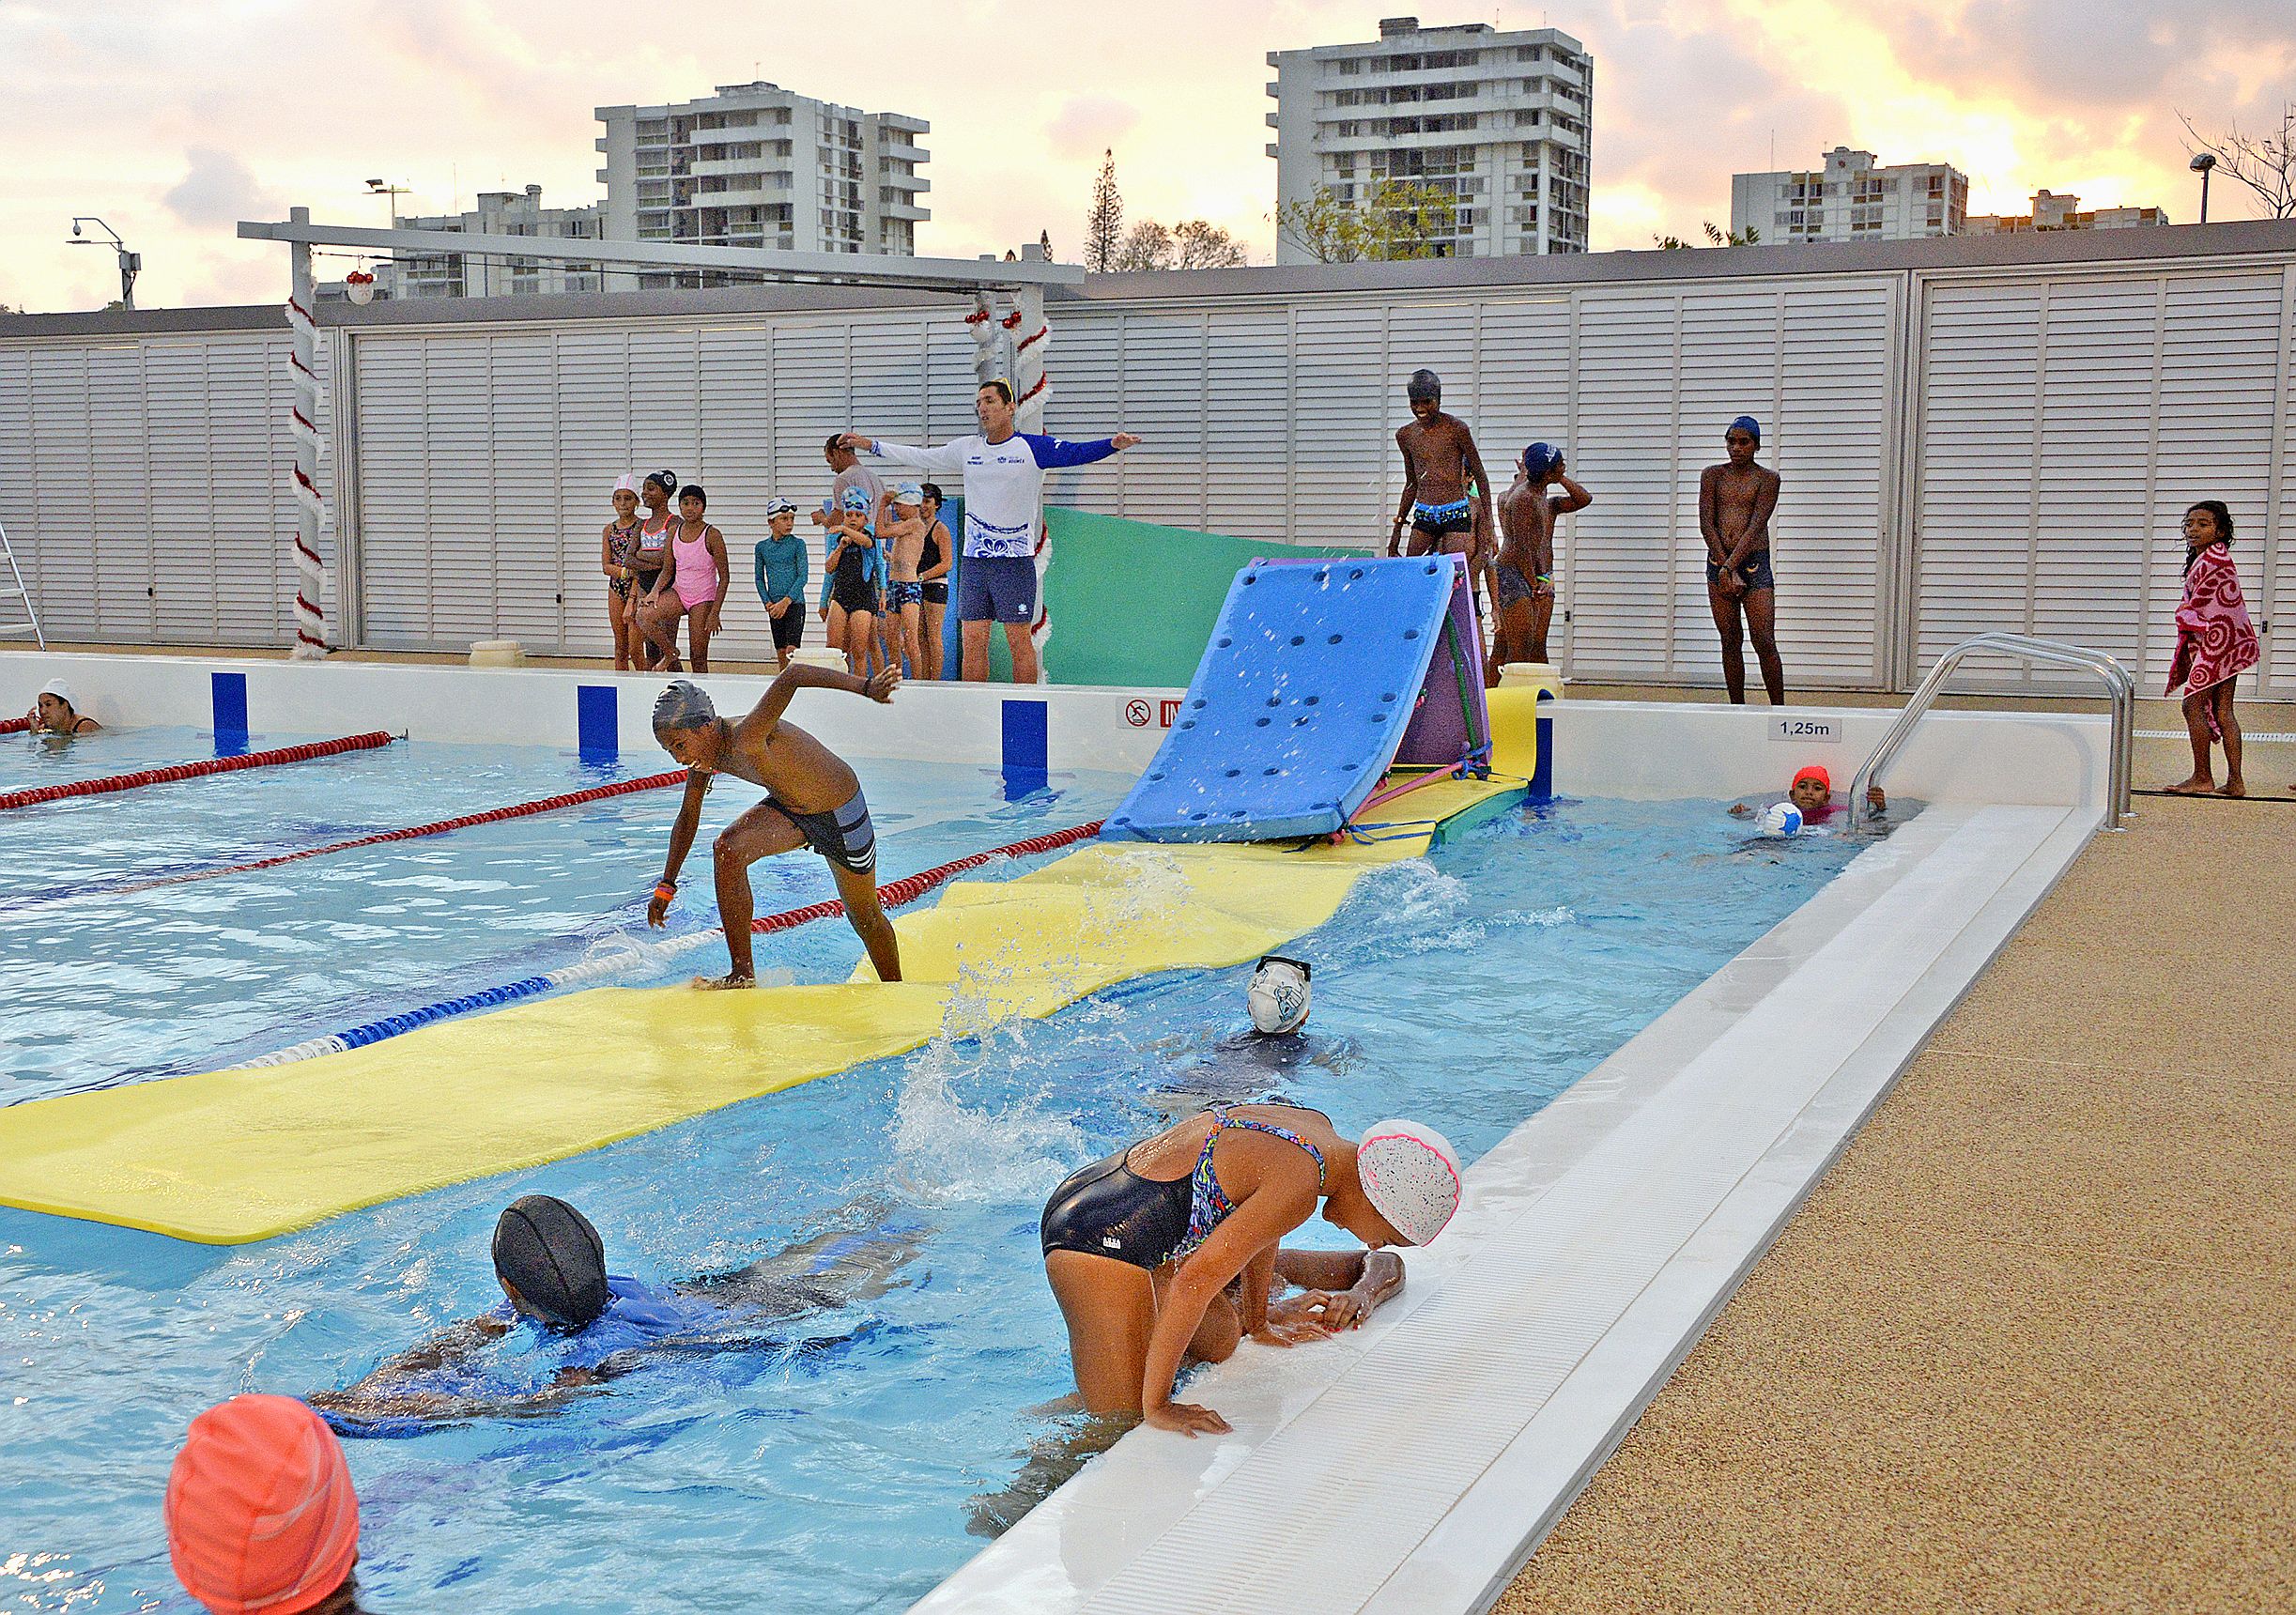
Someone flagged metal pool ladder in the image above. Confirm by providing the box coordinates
[0,521,44,649]
[1849,633,2134,832]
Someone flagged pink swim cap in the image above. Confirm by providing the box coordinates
[165,1394,359,1615]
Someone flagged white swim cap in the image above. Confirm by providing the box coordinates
[1757,801,1803,838]
[1356,1119,1460,1247]
[1246,955,1310,1036]
[38,678,73,706]
[891,482,924,507]
[612,473,639,497]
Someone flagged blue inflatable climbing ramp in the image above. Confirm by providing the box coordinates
[1103,555,1489,842]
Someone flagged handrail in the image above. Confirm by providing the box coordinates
[0,520,44,648]
[1849,633,2134,831]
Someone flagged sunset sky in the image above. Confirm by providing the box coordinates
[3,0,2289,312]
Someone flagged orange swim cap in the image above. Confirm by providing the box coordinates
[1791,764,1831,792]
[165,1394,359,1615]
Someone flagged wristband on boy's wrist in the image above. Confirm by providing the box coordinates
[654,879,677,901]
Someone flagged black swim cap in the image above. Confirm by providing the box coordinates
[1407,368,1441,403]
[643,469,678,495]
[491,1195,609,1330]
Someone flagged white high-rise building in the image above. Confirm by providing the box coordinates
[595,82,929,285]
[379,185,607,300]
[1730,147,1968,245]
[1964,189,2167,235]
[1266,16,1592,263]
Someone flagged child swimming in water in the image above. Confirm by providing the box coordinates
[1729,764,1883,827]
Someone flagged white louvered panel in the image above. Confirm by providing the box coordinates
[1472,294,1577,627]
[354,336,440,647]
[627,327,702,493]
[2150,272,2284,693]
[1290,302,1388,549]
[1202,309,1291,543]
[1777,283,1894,685]
[144,342,223,643]
[553,326,641,658]
[1566,291,1680,680]
[214,333,302,645]
[1671,289,1784,681]
[418,336,503,648]
[695,325,780,664]
[0,347,31,638]
[1111,312,1210,530]
[770,320,849,588]
[2022,279,2158,680]
[24,348,99,640]
[925,314,984,444]
[2275,269,2296,694]
[480,332,565,650]
[1043,312,1122,518]
[1914,282,2045,668]
[85,344,155,642]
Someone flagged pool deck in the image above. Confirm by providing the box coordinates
[1497,792,2296,1613]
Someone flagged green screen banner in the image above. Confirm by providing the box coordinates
[1033,509,1352,687]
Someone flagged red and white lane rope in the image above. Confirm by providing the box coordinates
[0,716,30,735]
[246,818,1108,1067]
[0,731,395,812]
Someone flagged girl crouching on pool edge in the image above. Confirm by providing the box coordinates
[1041,1104,1459,1436]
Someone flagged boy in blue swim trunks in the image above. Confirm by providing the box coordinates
[1699,415,1786,703]
[307,1194,919,1431]
[879,482,931,676]
[1387,368,1494,561]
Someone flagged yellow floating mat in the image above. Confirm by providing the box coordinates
[0,735,1533,1244]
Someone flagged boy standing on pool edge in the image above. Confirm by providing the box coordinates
[647,672,901,988]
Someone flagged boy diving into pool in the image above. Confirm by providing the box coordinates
[307,1194,920,1433]
[647,671,901,987]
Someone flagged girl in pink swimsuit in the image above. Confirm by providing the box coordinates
[640,484,730,673]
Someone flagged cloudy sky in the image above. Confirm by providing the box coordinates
[3,0,2289,311]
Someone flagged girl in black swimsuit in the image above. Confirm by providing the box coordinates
[1039,1104,1453,1437]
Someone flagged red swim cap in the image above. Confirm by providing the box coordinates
[165,1395,358,1615]
[1791,764,1831,792]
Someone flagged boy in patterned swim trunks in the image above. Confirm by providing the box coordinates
[647,672,901,988]
[1387,368,1494,562]
[878,482,931,677]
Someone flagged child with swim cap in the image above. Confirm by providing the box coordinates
[166,1394,368,1614]
[1040,1106,1460,1436]
[1729,763,1883,832]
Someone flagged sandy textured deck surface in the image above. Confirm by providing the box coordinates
[1497,793,2295,1613]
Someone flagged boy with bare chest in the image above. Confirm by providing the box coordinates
[1698,415,1785,704]
[1488,442,1592,676]
[1387,369,1494,561]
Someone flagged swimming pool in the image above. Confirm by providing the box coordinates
[0,738,1868,1613]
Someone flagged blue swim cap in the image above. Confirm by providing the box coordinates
[1728,415,1761,445]
[840,485,872,512]
[1522,442,1562,478]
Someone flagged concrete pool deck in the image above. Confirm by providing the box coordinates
[1497,792,2295,1613]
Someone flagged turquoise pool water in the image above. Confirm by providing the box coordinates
[0,729,1869,1612]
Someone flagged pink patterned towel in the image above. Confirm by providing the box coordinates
[2165,543,2258,701]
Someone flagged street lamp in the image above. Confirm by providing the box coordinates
[363,178,411,226]
[68,216,140,308]
[2189,152,2216,224]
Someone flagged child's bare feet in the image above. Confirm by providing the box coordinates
[691,972,755,991]
[2165,774,2216,795]
[2218,777,2245,798]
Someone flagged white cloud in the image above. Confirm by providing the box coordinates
[162,146,276,227]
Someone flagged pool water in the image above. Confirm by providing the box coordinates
[0,733,1870,1613]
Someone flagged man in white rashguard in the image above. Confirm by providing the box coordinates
[839,380,1140,684]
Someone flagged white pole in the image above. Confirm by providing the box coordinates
[284,205,330,658]
[1012,283,1051,684]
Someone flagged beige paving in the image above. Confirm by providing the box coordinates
[1496,794,2296,1614]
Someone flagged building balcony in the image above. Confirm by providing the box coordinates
[879,171,930,192]
[1266,142,1279,159]
[879,139,929,163]
[877,201,931,223]
[691,157,786,179]
[595,168,609,184]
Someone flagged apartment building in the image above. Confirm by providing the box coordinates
[1964,189,2168,234]
[1266,15,1593,262]
[595,81,929,285]
[379,185,607,300]
[1731,147,1968,244]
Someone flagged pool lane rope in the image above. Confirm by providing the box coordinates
[244,817,1107,1068]
[0,716,29,735]
[0,768,691,912]
[0,731,396,812]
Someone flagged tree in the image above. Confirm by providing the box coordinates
[1171,219,1247,269]
[1085,150,1124,271]
[1654,222,1761,249]
[1114,220,1173,271]
[1274,181,1458,262]
[2180,106,2296,219]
